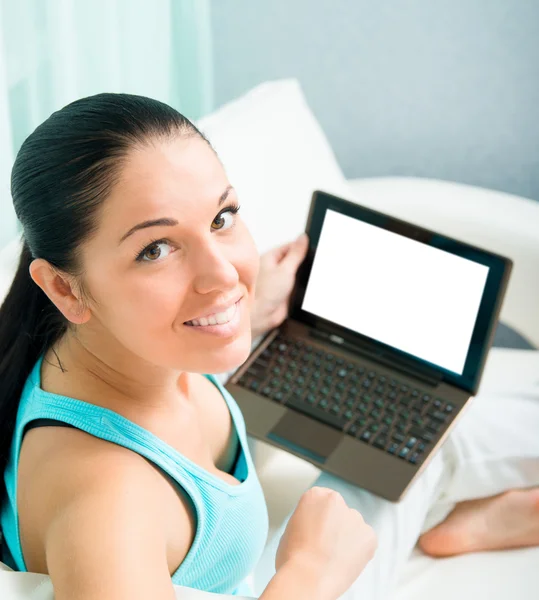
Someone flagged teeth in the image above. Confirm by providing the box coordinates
[215,311,228,324]
[185,302,237,327]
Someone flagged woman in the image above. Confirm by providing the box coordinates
[1,93,538,600]
[0,93,376,600]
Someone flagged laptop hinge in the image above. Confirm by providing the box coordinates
[309,329,442,387]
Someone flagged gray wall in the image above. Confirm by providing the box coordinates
[210,1,539,202]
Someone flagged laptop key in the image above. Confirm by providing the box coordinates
[409,452,420,464]
[360,431,372,442]
[428,410,447,422]
[387,442,399,454]
[409,427,434,443]
[247,366,265,378]
[285,396,347,431]
[398,447,410,459]
[392,432,405,444]
[373,435,388,449]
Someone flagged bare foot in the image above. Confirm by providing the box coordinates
[419,488,539,557]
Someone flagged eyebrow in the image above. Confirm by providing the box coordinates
[119,185,234,243]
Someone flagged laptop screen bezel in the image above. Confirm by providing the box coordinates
[289,191,513,395]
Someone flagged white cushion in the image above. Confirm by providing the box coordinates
[0,563,252,600]
[197,79,351,254]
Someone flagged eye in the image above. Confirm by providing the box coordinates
[136,240,173,262]
[211,204,240,231]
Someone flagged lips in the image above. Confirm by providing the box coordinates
[183,296,242,327]
[184,302,238,327]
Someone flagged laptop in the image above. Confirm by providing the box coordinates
[226,190,512,501]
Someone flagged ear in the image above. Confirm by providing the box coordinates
[29,259,91,325]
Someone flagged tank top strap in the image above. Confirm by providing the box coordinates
[22,357,250,496]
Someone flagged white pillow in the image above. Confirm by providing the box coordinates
[0,564,253,600]
[197,79,351,253]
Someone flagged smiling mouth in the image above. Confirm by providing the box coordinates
[184,301,239,327]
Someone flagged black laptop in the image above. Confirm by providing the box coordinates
[226,190,512,501]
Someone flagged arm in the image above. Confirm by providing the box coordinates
[43,451,185,600]
[260,561,335,600]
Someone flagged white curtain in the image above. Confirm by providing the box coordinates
[0,0,214,247]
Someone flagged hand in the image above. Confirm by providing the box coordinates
[276,487,377,599]
[250,233,309,339]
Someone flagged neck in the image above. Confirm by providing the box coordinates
[47,329,190,414]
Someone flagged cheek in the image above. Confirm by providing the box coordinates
[87,266,186,331]
[235,227,260,301]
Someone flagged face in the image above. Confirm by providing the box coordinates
[77,135,259,374]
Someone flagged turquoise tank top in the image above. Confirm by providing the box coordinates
[1,355,269,596]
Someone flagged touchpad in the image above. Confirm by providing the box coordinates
[267,410,342,464]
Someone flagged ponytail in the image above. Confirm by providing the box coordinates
[0,240,66,479]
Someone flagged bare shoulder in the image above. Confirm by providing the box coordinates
[18,426,194,593]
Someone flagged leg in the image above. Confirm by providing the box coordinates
[255,372,539,600]
[419,373,539,556]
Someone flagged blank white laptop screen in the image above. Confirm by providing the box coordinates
[302,210,490,375]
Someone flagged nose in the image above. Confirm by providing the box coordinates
[190,237,240,295]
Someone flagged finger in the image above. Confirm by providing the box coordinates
[267,303,289,329]
[275,241,295,263]
[281,233,309,271]
[262,240,294,266]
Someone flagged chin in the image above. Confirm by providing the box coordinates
[194,331,253,375]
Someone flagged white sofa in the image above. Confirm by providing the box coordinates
[1,80,539,599]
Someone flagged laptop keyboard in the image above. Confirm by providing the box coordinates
[237,333,456,466]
